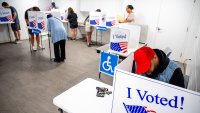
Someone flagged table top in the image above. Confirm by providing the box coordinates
[53,78,113,113]
[96,43,147,57]
[0,22,14,24]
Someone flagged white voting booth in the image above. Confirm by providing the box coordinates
[0,8,13,23]
[28,11,47,30]
[111,53,200,113]
[108,24,141,57]
[89,12,106,26]
[28,11,53,60]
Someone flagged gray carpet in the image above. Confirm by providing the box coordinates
[0,39,113,113]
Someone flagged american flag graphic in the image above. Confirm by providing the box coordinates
[106,20,116,26]
[111,20,116,26]
[38,21,45,30]
[30,20,37,28]
[0,15,12,22]
[123,103,156,113]
[95,19,99,25]
[110,42,128,53]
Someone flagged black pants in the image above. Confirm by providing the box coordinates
[54,40,66,61]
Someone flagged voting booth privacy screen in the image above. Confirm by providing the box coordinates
[0,8,12,22]
[89,12,116,27]
[111,54,200,113]
[109,25,141,56]
[110,27,129,54]
[28,11,46,31]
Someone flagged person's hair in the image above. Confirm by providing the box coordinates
[47,14,53,19]
[51,2,56,8]
[127,5,134,10]
[2,2,9,7]
[32,6,40,11]
[96,9,101,12]
[68,7,74,14]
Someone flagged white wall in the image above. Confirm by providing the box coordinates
[188,25,200,92]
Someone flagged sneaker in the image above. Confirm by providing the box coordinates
[32,46,37,51]
[37,45,41,50]
[14,39,18,44]
[16,40,22,44]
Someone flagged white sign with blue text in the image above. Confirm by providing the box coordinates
[99,52,119,76]
[89,12,106,26]
[0,8,12,23]
[28,11,46,31]
[111,55,200,113]
[109,27,129,54]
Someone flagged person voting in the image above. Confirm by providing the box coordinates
[119,5,135,24]
[2,2,21,44]
[47,14,67,63]
[133,46,185,88]
[25,7,41,51]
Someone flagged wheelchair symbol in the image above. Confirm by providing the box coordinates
[102,56,114,72]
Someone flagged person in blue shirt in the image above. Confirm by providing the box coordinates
[47,14,67,63]
[2,2,21,44]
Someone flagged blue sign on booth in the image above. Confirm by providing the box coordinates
[96,26,107,31]
[99,51,119,76]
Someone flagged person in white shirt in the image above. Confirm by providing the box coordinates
[120,5,135,24]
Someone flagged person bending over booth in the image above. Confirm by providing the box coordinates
[119,5,135,24]
[2,2,21,44]
[25,7,41,51]
[47,14,67,63]
[133,46,185,88]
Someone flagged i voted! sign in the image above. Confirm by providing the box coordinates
[37,12,45,30]
[28,11,37,29]
[0,8,12,22]
[110,28,129,54]
[111,69,200,113]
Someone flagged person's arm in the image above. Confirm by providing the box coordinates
[84,16,89,25]
[169,68,185,88]
[25,19,29,26]
[25,10,29,26]
[12,12,17,20]
[120,13,134,23]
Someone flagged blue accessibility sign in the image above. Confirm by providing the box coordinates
[99,51,119,76]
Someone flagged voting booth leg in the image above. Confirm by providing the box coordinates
[96,30,98,45]
[7,24,12,42]
[58,108,63,113]
[100,31,102,45]
[28,35,33,53]
[48,36,53,61]
[40,35,45,50]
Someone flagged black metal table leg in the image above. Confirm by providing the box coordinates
[99,72,101,79]
[58,108,63,113]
